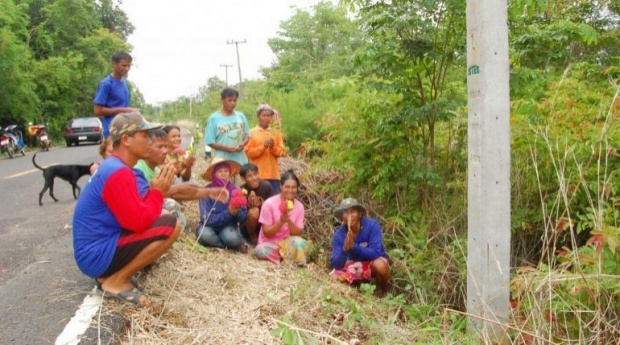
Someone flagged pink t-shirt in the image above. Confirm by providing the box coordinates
[258,194,305,244]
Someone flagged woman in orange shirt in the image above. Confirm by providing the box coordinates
[244,104,285,193]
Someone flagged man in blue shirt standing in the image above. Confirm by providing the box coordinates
[94,51,140,138]
[204,87,250,165]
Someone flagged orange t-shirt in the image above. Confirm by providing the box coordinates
[244,126,285,180]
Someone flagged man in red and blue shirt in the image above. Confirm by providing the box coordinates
[73,113,178,306]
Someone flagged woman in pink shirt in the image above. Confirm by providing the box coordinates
[255,169,309,265]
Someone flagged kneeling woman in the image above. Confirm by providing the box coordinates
[255,170,309,265]
[196,157,248,252]
[330,198,391,294]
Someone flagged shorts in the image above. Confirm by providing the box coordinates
[101,214,176,277]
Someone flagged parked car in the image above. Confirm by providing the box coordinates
[64,117,103,147]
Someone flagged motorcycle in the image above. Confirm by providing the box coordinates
[29,124,50,151]
[0,125,26,158]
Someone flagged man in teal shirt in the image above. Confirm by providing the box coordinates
[204,87,250,165]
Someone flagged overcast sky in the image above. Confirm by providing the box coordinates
[119,0,328,105]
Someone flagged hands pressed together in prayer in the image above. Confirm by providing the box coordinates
[263,138,275,148]
[247,191,260,209]
[151,164,176,195]
[343,214,355,252]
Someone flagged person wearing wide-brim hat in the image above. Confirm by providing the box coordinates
[201,156,241,181]
[330,198,391,294]
[196,157,249,253]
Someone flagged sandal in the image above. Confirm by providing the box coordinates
[95,275,144,291]
[106,287,145,306]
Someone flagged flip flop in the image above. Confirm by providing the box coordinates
[95,275,144,291]
[106,287,145,306]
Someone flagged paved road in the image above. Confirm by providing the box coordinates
[0,145,116,344]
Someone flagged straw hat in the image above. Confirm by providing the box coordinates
[201,156,241,181]
[333,197,367,220]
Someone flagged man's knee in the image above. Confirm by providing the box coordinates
[196,227,218,246]
[247,207,259,220]
[171,219,181,241]
[371,258,390,277]
[221,227,242,248]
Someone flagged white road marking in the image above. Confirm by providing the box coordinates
[55,287,103,345]
[5,164,58,179]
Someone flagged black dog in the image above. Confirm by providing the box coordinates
[33,153,93,206]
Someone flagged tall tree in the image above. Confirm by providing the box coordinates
[0,0,38,124]
[94,0,134,40]
[263,1,361,91]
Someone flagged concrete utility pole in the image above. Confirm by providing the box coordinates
[466,0,511,342]
[220,64,233,86]
[227,39,246,96]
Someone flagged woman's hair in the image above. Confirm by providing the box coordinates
[280,169,299,187]
[162,125,180,134]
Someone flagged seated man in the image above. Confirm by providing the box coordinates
[330,198,391,294]
[134,129,229,202]
[72,113,179,307]
[239,163,274,244]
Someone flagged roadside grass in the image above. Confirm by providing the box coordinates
[96,144,620,344]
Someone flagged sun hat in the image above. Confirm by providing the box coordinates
[109,113,162,142]
[334,198,367,220]
[201,156,241,181]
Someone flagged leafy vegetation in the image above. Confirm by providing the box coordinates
[0,0,131,136]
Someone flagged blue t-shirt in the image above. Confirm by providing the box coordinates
[93,74,131,138]
[204,110,250,165]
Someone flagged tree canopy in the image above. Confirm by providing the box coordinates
[0,0,133,131]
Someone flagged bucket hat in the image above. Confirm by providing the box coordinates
[334,197,367,220]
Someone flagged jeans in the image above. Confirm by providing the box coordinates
[196,225,243,249]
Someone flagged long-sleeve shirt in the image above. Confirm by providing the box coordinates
[197,186,247,231]
[73,154,164,278]
[330,217,389,270]
[244,126,285,180]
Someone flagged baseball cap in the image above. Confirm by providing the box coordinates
[109,113,162,142]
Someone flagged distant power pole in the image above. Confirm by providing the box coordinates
[226,39,246,96]
[220,64,233,86]
[466,0,511,343]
